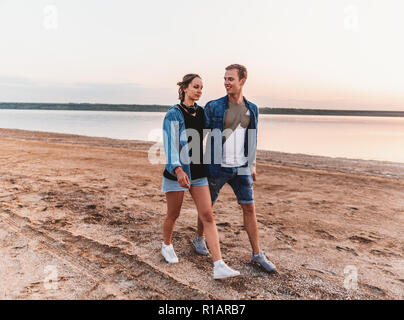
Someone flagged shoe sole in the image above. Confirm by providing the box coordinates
[195,249,209,256]
[251,261,277,273]
[214,272,241,280]
[163,258,179,264]
[162,250,179,264]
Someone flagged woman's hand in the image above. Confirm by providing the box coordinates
[175,167,190,189]
[251,165,257,182]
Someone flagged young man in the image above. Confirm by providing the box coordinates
[192,64,277,273]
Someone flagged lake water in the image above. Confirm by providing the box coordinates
[1,109,404,163]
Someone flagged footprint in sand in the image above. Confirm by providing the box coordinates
[264,185,285,191]
[348,235,374,244]
[315,229,336,240]
[216,222,231,228]
[363,283,386,296]
[276,230,297,245]
[370,249,401,258]
[0,194,17,202]
[380,269,395,276]
[336,246,358,256]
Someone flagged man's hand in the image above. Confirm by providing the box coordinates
[251,165,257,182]
[175,167,190,189]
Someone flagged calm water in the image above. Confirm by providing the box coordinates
[1,109,404,163]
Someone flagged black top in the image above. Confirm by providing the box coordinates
[164,104,207,181]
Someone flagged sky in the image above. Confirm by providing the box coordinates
[0,0,403,110]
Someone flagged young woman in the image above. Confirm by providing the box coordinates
[161,74,240,279]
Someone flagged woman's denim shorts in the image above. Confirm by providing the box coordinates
[161,176,208,193]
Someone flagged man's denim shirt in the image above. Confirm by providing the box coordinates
[162,104,192,180]
[204,95,258,177]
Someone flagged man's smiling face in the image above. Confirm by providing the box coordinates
[224,68,245,95]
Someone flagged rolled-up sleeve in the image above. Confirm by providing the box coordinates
[253,106,258,166]
[163,111,181,174]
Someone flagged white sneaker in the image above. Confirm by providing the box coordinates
[213,261,240,279]
[161,242,179,263]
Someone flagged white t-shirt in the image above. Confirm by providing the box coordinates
[222,110,250,167]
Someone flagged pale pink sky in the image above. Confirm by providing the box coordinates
[0,0,403,110]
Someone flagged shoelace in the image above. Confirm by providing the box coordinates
[217,261,228,269]
[196,238,206,246]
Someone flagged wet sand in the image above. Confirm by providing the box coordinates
[0,128,403,299]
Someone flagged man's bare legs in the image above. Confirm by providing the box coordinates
[240,203,260,255]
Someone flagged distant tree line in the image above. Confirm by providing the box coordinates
[1,103,403,117]
[0,102,170,112]
[259,107,404,117]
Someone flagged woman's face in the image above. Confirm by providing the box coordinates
[184,77,203,101]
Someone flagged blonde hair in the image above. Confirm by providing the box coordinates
[225,64,248,80]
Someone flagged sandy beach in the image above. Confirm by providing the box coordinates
[0,128,403,300]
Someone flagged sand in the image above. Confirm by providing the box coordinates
[0,128,403,300]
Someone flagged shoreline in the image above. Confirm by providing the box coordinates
[2,104,404,117]
[1,128,404,180]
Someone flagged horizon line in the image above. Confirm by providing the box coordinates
[1,101,404,113]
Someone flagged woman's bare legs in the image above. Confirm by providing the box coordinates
[190,185,222,262]
[163,191,184,245]
[196,216,204,237]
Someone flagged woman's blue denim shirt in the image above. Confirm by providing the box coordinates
[162,104,192,180]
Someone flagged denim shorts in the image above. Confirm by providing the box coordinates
[161,176,208,193]
[208,166,254,204]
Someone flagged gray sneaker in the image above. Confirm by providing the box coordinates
[193,236,209,256]
[251,251,277,273]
